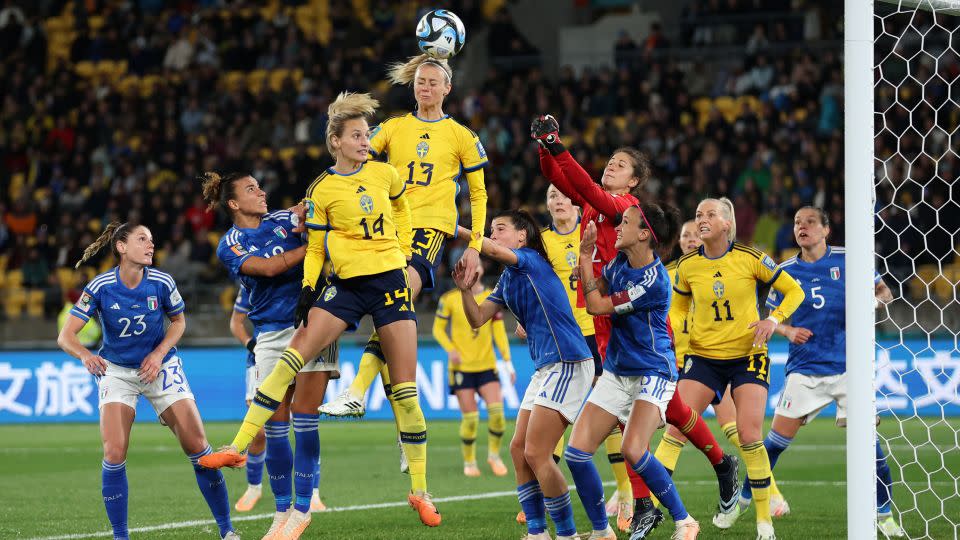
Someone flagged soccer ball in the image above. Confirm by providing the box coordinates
[416,9,466,59]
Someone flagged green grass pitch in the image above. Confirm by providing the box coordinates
[0,418,955,539]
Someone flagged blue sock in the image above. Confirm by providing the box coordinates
[313,456,321,491]
[544,491,577,537]
[246,449,265,487]
[876,438,894,514]
[102,460,129,540]
[632,451,689,522]
[188,446,233,537]
[517,480,547,535]
[292,413,320,513]
[265,420,293,512]
[742,429,793,500]
[565,446,608,531]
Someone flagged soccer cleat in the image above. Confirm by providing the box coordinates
[234,484,262,512]
[398,437,409,474]
[616,497,634,532]
[464,462,481,477]
[261,509,291,540]
[521,533,550,540]
[711,496,745,530]
[769,494,790,517]
[488,455,509,477]
[556,536,578,540]
[716,454,741,515]
[199,446,247,470]
[516,510,526,524]
[318,390,365,418]
[222,532,241,540]
[878,515,906,537]
[756,521,776,540]
[309,491,327,512]
[409,490,442,527]
[588,524,618,539]
[671,517,700,540]
[629,503,664,540]
[605,490,620,517]
[277,509,311,540]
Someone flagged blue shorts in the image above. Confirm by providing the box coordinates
[409,228,447,291]
[680,353,771,399]
[448,369,500,395]
[314,269,416,332]
[585,334,602,377]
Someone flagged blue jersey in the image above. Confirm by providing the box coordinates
[767,246,881,376]
[602,253,677,379]
[216,210,303,333]
[70,267,185,368]
[233,286,256,368]
[488,247,592,370]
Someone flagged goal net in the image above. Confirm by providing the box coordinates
[870,1,960,538]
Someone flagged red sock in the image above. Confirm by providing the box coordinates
[665,392,724,465]
[619,423,651,498]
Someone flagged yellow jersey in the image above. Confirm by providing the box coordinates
[671,242,804,359]
[541,221,595,336]
[369,113,487,249]
[302,162,413,284]
[432,288,510,373]
[665,260,688,368]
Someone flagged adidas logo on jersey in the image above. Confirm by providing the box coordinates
[356,186,366,193]
[713,271,723,278]
[420,133,430,139]
[565,243,574,249]
[110,303,120,310]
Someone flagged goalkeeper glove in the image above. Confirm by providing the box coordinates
[294,286,320,328]
[530,114,565,155]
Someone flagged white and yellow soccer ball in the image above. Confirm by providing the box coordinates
[416,9,466,59]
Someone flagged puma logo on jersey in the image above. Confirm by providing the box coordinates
[419,133,430,139]
[713,271,722,278]
[356,186,366,193]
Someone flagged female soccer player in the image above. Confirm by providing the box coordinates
[566,205,700,540]
[58,222,237,540]
[541,184,634,529]
[737,207,904,537]
[432,263,513,478]
[454,210,594,540]
[201,93,440,529]
[204,172,337,539]
[322,54,488,425]
[671,198,804,540]
[532,115,739,536]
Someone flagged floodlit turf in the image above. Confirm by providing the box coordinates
[0,417,955,539]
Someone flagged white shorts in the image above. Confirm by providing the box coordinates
[245,365,257,402]
[98,356,194,419]
[587,371,676,427]
[775,372,846,425]
[252,327,341,390]
[519,361,593,423]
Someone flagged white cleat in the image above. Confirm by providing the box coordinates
[521,533,551,540]
[712,497,747,529]
[671,517,701,540]
[277,509,311,540]
[588,524,618,539]
[556,536,578,540]
[318,390,365,418]
[605,490,620,517]
[770,494,791,517]
[261,508,291,540]
[222,532,241,540]
[399,436,409,474]
[879,515,906,537]
[756,521,776,540]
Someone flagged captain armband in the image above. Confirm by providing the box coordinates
[611,284,647,315]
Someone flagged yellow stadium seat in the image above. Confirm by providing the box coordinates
[306,145,323,159]
[4,288,26,319]
[6,269,23,289]
[27,290,45,318]
[220,285,238,312]
[153,248,168,267]
[778,247,800,261]
[278,147,297,161]
[207,231,221,249]
[75,61,96,78]
[88,15,105,31]
[56,267,79,291]
[714,96,737,122]
[223,71,245,92]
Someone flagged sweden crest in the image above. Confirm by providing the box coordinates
[416,141,429,158]
[359,194,374,214]
[713,280,725,298]
[323,286,338,302]
[565,251,577,268]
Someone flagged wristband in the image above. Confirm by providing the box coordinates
[246,338,257,353]
[765,315,780,326]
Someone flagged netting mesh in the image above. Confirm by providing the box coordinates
[873,1,960,538]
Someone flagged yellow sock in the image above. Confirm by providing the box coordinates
[231,348,302,451]
[553,433,565,463]
[393,381,428,492]
[487,402,505,458]
[654,433,686,473]
[604,428,631,499]
[770,474,782,498]
[460,411,479,463]
[742,440,773,524]
[721,421,741,450]
[348,332,386,400]
[378,363,404,437]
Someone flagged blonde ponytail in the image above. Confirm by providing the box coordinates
[387,54,452,86]
[717,197,737,242]
[75,221,123,269]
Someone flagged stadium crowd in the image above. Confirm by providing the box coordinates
[0,1,956,322]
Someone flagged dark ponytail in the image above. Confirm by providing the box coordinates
[199,171,249,216]
[638,202,682,260]
[493,209,548,261]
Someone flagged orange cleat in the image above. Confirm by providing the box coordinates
[487,455,509,477]
[234,484,262,512]
[464,462,481,477]
[198,446,247,469]
[517,510,527,524]
[309,492,327,512]
[408,490,442,527]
